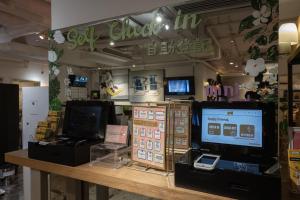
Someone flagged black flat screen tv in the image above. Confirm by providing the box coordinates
[63,101,116,139]
[69,75,88,87]
[165,76,195,95]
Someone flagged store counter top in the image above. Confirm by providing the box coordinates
[5,150,234,200]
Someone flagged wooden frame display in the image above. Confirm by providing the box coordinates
[170,103,191,150]
[132,106,167,170]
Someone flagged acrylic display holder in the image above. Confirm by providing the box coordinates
[90,143,131,169]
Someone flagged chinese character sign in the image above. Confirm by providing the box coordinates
[146,38,215,57]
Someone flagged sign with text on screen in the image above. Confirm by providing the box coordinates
[205,84,242,101]
[201,108,263,148]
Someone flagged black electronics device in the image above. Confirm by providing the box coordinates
[175,150,281,199]
[175,101,280,199]
[68,75,88,87]
[0,84,19,165]
[28,101,116,166]
[164,76,195,95]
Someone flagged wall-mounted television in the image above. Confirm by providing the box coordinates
[165,76,195,95]
[69,75,88,87]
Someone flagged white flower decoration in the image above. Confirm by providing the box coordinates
[245,58,265,77]
[52,66,60,76]
[263,74,277,84]
[64,78,70,86]
[240,82,259,91]
[48,50,57,62]
[67,67,73,75]
[263,66,278,84]
[252,5,271,26]
[269,67,278,74]
[53,30,65,44]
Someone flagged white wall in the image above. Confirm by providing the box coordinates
[51,0,187,30]
[280,0,300,20]
[194,63,216,100]
[0,61,49,86]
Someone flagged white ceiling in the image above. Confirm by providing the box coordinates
[0,0,279,76]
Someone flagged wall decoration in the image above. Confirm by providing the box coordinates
[145,38,214,57]
[239,0,279,103]
[48,30,64,111]
[245,58,266,77]
[66,27,99,51]
[111,69,129,100]
[100,71,126,98]
[239,0,279,63]
[109,10,202,41]
[129,70,164,102]
[132,106,167,170]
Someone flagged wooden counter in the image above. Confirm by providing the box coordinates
[5,150,234,200]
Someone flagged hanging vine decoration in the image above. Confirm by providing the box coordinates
[48,30,65,111]
[239,0,279,103]
[239,0,279,62]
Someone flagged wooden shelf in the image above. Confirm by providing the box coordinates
[5,150,233,200]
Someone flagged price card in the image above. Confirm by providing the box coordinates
[105,125,129,144]
[132,106,166,170]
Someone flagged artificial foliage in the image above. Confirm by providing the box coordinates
[239,0,279,103]
[240,0,279,61]
[48,30,65,111]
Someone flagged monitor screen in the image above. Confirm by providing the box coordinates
[69,75,88,87]
[165,76,195,95]
[65,105,102,138]
[168,80,190,93]
[201,108,263,147]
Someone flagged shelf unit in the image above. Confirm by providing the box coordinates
[287,46,300,126]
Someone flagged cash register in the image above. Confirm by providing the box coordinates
[175,101,281,199]
[28,100,116,166]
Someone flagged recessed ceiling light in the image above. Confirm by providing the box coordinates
[132,64,136,68]
[234,65,239,68]
[230,40,235,44]
[39,35,45,40]
[109,41,115,46]
[156,15,162,23]
[97,67,101,70]
[165,24,169,30]
[229,62,234,65]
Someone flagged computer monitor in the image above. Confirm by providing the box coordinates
[194,101,276,158]
[63,101,116,139]
[201,108,262,148]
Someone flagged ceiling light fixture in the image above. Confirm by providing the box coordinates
[234,65,239,68]
[109,41,115,46]
[39,34,45,40]
[279,22,298,53]
[97,67,102,70]
[165,24,170,30]
[132,64,136,68]
[230,40,235,44]
[156,15,162,23]
[229,62,234,65]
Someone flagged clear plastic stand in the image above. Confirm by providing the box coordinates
[90,143,131,169]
